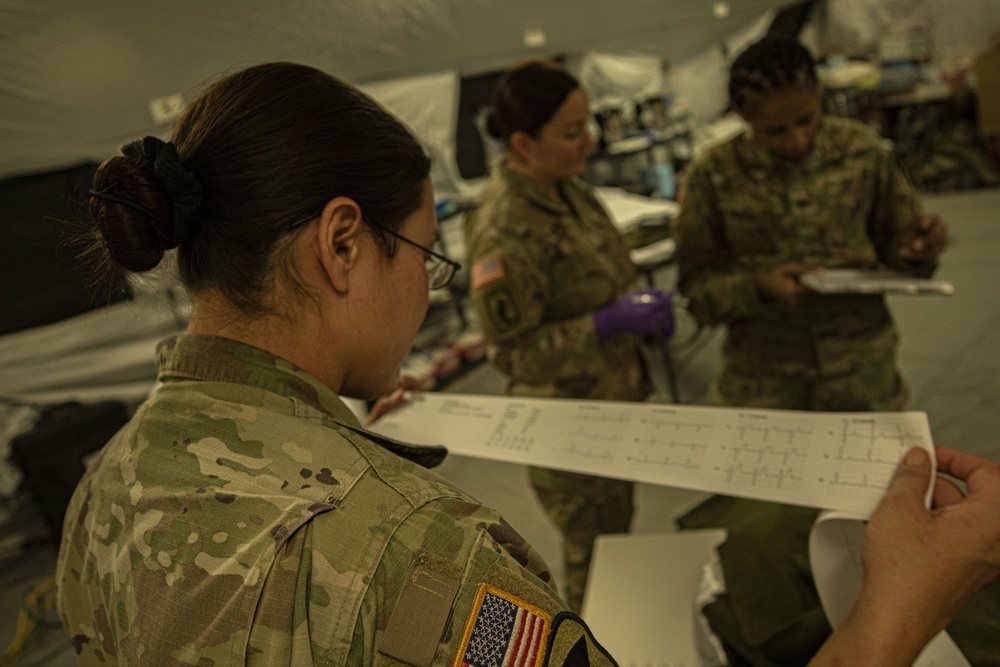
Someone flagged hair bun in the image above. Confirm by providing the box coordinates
[484,109,504,140]
[121,136,203,246]
[89,178,170,273]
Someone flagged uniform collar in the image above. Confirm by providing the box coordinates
[736,115,840,179]
[156,333,363,426]
[155,334,448,468]
[497,160,582,215]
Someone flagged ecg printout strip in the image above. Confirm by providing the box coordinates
[371,393,934,517]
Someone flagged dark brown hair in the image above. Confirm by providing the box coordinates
[86,62,431,314]
[486,60,581,144]
[728,35,818,116]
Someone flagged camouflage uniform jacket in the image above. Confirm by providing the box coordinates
[464,163,648,402]
[56,334,617,666]
[675,115,936,380]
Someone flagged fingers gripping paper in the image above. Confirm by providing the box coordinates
[810,514,969,666]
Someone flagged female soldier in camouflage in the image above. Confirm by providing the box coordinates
[463,60,673,613]
[673,36,961,664]
[676,34,947,412]
[56,62,618,666]
[54,59,1000,667]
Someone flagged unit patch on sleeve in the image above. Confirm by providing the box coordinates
[471,252,506,288]
[453,583,552,667]
[484,289,521,333]
[543,612,619,666]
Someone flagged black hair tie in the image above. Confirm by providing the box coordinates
[121,136,203,247]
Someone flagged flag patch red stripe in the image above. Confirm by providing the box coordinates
[471,254,505,288]
[457,585,551,667]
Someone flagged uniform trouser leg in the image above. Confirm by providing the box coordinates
[528,467,634,613]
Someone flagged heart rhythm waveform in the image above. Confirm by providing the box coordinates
[626,438,705,471]
[828,418,928,464]
[712,432,809,489]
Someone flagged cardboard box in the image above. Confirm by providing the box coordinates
[975,32,1000,138]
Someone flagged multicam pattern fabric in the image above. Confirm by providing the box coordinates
[463,163,648,404]
[463,164,647,612]
[674,115,936,410]
[55,334,570,666]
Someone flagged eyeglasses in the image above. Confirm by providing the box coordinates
[286,212,461,290]
[374,225,462,290]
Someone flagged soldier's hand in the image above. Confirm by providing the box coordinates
[864,447,1000,615]
[756,263,817,305]
[364,375,423,426]
[899,213,948,263]
[810,447,1000,665]
[592,288,674,340]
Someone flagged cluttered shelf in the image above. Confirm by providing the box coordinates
[818,46,1000,192]
[584,95,695,200]
[576,39,1000,200]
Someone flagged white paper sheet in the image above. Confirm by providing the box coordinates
[799,269,955,295]
[373,393,970,664]
[372,393,934,516]
[629,238,676,267]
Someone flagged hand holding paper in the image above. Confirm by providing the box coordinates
[810,446,1000,666]
[364,375,423,427]
[863,447,1000,632]
[899,212,948,263]
[757,262,819,305]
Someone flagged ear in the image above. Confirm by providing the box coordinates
[315,197,365,294]
[509,130,536,164]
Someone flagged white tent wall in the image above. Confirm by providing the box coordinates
[1,0,995,385]
[3,0,996,183]
[1,0,794,181]
[0,0,799,419]
[1,0,996,481]
[815,0,1000,68]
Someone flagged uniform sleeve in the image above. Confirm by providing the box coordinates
[867,148,938,278]
[468,238,608,388]
[348,498,619,666]
[673,164,766,326]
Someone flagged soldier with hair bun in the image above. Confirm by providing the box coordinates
[53,59,1000,667]
[464,59,674,613]
[59,61,609,666]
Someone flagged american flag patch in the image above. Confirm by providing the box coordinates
[471,253,506,288]
[454,584,551,667]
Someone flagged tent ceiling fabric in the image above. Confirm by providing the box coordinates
[0,0,787,180]
[4,0,997,181]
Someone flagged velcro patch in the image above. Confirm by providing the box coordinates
[471,253,506,288]
[453,583,552,667]
[380,557,462,666]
